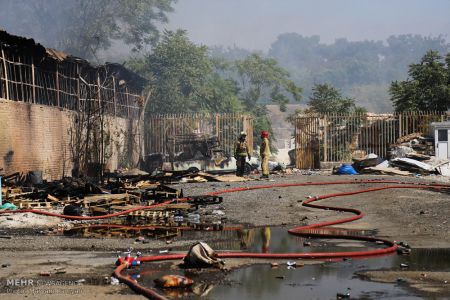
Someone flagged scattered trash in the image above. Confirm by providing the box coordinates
[76,279,86,284]
[399,241,410,249]
[39,272,51,276]
[0,203,17,210]
[154,275,193,288]
[286,261,297,267]
[334,164,358,175]
[270,263,279,268]
[400,263,409,268]
[343,258,352,261]
[212,210,225,216]
[1,263,11,268]
[303,241,311,246]
[396,277,407,283]
[63,205,83,216]
[275,276,285,279]
[397,248,412,255]
[391,158,436,174]
[110,277,120,285]
[183,242,224,268]
[159,250,169,254]
[336,288,351,299]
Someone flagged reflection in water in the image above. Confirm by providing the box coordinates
[181,226,382,254]
[135,246,450,300]
[207,248,450,300]
[63,225,180,239]
[261,227,271,253]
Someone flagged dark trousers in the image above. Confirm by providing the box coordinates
[236,156,246,176]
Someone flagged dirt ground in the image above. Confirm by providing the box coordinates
[0,173,449,299]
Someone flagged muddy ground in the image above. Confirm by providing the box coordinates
[0,174,449,299]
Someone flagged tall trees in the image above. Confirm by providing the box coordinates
[235,53,302,112]
[129,32,302,148]
[308,83,363,114]
[390,50,450,111]
[130,30,243,115]
[0,0,176,59]
[234,54,302,146]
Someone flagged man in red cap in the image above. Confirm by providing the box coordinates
[260,131,271,178]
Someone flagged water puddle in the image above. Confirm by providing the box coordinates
[129,248,450,300]
[177,226,381,253]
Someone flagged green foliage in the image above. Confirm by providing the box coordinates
[308,83,366,114]
[234,53,302,147]
[390,50,450,111]
[129,34,302,150]
[0,0,176,59]
[130,30,243,115]
[209,33,450,112]
[235,54,302,112]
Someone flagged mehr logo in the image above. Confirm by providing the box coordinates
[7,279,34,286]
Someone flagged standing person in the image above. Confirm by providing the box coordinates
[234,131,250,176]
[260,131,271,178]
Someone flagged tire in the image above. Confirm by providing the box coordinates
[63,204,83,216]
[187,167,200,173]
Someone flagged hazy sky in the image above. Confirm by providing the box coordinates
[165,0,450,50]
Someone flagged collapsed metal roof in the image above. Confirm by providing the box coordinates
[0,29,147,92]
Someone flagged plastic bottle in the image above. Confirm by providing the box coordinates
[187,213,200,224]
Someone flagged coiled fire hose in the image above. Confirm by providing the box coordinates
[1,179,449,299]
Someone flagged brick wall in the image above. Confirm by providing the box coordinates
[0,99,140,180]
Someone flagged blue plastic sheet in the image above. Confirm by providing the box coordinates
[336,164,358,175]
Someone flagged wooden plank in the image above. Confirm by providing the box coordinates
[1,49,10,100]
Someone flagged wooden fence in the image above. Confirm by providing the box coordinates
[145,113,253,158]
[295,111,447,169]
[0,44,141,119]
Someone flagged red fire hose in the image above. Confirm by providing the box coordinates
[112,180,448,299]
[1,179,448,299]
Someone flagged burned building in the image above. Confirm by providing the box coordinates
[0,30,146,179]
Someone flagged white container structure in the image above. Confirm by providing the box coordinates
[431,122,450,159]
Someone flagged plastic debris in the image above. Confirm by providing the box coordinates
[154,275,193,288]
[0,202,17,210]
[110,277,120,285]
[335,164,358,175]
[336,288,351,299]
[286,261,296,267]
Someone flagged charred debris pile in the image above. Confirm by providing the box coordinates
[0,169,237,238]
[344,132,450,176]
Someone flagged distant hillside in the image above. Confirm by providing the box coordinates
[212,34,450,113]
